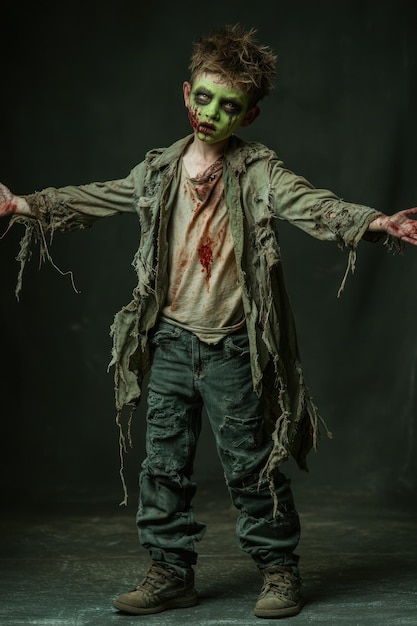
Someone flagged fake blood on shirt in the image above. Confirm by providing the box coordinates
[198,236,214,285]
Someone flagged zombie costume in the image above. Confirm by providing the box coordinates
[15,134,383,516]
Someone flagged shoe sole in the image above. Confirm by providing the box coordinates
[254,599,303,619]
[113,592,198,615]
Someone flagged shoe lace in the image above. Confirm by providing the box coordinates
[137,563,176,593]
[261,568,298,601]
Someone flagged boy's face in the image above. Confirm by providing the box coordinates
[183,73,259,144]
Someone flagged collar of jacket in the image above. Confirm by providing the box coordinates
[144,134,277,174]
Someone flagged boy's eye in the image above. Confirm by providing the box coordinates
[223,102,241,114]
[194,93,211,105]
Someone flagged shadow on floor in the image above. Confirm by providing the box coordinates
[1,484,416,625]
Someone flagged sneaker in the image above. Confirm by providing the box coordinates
[254,565,303,618]
[112,561,198,615]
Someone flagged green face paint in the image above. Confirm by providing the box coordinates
[186,74,252,144]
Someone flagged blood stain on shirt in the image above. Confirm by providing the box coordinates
[198,236,214,287]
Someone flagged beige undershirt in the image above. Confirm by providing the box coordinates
[160,158,244,344]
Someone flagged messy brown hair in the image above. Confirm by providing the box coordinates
[188,24,277,105]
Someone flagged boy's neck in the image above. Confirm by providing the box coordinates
[183,136,228,177]
[184,134,228,169]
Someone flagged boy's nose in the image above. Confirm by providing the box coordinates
[205,102,220,121]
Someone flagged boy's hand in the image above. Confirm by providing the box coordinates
[369,207,417,246]
[0,183,30,217]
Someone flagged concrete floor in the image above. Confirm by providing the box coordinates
[1,484,416,625]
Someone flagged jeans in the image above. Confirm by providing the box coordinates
[136,321,300,571]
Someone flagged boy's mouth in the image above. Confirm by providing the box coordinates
[198,122,216,134]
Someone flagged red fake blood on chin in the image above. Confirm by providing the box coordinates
[198,237,214,288]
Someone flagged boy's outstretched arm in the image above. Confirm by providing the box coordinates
[2,179,417,244]
[0,183,30,216]
[368,207,417,246]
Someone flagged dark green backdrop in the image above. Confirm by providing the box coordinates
[1,0,416,505]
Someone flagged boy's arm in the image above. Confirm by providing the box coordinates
[0,183,31,217]
[0,175,138,297]
[267,159,417,248]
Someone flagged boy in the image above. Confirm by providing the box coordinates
[1,24,417,620]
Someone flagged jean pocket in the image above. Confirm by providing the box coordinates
[149,323,183,348]
[223,331,251,359]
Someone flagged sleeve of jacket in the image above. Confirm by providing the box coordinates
[22,163,145,233]
[268,157,383,248]
[9,163,146,296]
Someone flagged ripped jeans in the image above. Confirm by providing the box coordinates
[136,321,300,571]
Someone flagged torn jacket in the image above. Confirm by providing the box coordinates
[14,134,384,490]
